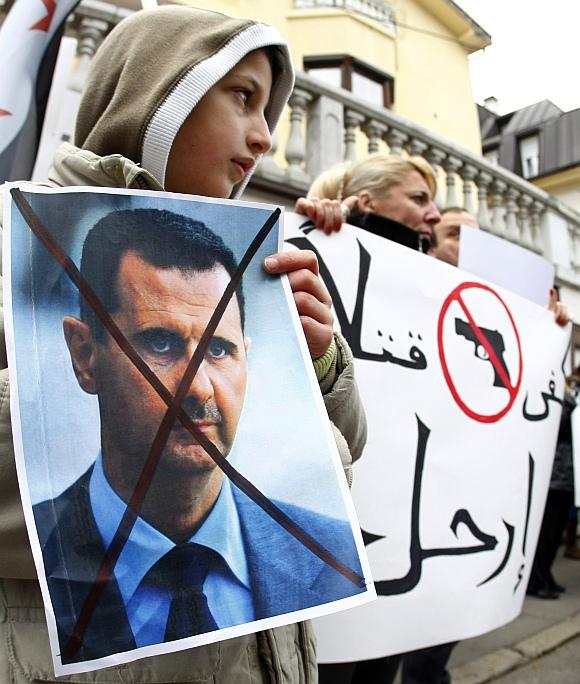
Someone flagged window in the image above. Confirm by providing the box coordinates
[519,135,539,179]
[304,54,394,109]
[483,148,499,166]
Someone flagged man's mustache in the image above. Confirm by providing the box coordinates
[181,397,222,424]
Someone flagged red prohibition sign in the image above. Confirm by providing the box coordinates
[437,281,523,423]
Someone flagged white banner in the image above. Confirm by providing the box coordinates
[285,213,569,661]
[0,0,78,180]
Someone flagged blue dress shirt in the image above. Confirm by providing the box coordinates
[89,454,254,646]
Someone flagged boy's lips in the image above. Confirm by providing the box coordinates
[231,158,255,179]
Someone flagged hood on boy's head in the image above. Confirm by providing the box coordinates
[74,6,294,194]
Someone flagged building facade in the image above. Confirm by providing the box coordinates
[480,99,580,215]
[2,0,580,349]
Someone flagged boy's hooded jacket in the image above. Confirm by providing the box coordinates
[70,5,294,195]
[0,5,367,684]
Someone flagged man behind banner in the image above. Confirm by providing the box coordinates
[32,207,364,663]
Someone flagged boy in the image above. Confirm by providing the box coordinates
[0,6,366,683]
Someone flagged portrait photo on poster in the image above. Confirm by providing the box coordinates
[3,186,373,676]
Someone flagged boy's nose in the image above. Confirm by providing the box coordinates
[248,115,272,155]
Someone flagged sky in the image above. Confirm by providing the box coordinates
[453,1,580,115]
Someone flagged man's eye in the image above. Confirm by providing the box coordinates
[150,336,171,354]
[139,330,181,357]
[208,338,234,359]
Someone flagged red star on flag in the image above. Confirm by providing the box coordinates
[29,0,56,32]
[0,109,12,116]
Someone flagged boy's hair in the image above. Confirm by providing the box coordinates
[79,208,245,340]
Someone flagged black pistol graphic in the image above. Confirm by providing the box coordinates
[454,318,510,389]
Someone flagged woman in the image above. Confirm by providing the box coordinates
[296,153,441,249]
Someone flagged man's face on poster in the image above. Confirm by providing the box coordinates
[65,250,250,479]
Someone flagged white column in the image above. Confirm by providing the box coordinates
[69,17,109,93]
[518,195,533,248]
[530,201,546,252]
[425,147,446,208]
[491,179,507,234]
[459,163,477,214]
[442,156,462,208]
[344,109,365,163]
[306,94,343,179]
[475,171,492,229]
[285,88,312,183]
[504,187,521,242]
[406,138,428,158]
[385,128,408,156]
[363,119,387,154]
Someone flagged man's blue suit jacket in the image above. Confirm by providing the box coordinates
[33,466,366,664]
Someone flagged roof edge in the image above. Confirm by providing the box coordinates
[414,0,491,52]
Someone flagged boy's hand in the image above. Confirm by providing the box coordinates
[264,250,334,359]
[294,196,359,235]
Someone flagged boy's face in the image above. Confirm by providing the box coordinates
[165,49,273,198]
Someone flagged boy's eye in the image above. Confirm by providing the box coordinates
[235,89,252,105]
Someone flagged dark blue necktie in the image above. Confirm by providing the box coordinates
[148,542,219,641]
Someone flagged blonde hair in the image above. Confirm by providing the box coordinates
[307,154,437,202]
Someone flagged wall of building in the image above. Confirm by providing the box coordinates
[391,0,482,152]
[178,0,483,155]
[534,167,580,215]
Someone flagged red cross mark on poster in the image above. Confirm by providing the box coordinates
[437,281,523,423]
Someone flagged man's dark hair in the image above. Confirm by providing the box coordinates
[440,206,467,216]
[79,208,245,340]
[431,207,469,248]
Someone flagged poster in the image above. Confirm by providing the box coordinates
[285,213,569,661]
[3,186,374,676]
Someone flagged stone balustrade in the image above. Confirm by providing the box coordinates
[293,0,396,31]
[251,72,580,299]
[2,0,580,302]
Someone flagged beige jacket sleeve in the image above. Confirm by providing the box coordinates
[319,332,367,487]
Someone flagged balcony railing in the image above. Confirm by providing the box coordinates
[251,72,580,294]
[294,0,396,32]
[3,0,580,298]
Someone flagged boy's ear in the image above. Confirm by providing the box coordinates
[63,316,98,395]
